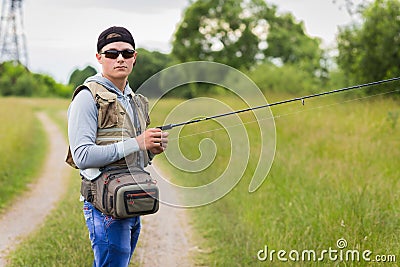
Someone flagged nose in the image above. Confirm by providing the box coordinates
[117,53,125,61]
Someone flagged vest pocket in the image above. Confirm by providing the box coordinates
[96,91,118,128]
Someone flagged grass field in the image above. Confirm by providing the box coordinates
[4,93,400,266]
[151,93,400,266]
[0,98,47,213]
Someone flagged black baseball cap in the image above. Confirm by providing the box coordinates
[97,26,135,52]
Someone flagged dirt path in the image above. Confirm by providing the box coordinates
[135,165,197,267]
[0,112,70,266]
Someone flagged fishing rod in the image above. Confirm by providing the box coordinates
[157,77,400,130]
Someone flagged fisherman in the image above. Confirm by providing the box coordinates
[67,26,168,266]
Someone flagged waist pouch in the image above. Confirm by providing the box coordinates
[81,169,159,218]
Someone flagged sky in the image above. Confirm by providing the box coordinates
[18,0,362,84]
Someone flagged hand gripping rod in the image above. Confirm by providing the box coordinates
[157,77,400,130]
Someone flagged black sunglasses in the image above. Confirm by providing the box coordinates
[100,49,135,59]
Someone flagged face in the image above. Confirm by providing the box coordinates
[96,41,137,83]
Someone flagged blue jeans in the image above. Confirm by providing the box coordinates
[83,201,141,267]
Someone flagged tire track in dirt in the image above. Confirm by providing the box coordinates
[0,112,69,266]
[135,165,198,267]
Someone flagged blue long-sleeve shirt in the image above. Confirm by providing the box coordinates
[67,74,140,179]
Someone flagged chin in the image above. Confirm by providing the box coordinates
[114,70,129,77]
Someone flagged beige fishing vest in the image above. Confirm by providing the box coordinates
[66,81,150,169]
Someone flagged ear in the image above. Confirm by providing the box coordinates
[132,51,138,67]
[96,53,102,63]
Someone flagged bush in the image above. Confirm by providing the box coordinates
[68,65,97,90]
[247,63,322,95]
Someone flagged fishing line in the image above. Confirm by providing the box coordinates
[271,87,400,120]
[169,88,400,141]
[166,87,400,142]
[158,77,400,131]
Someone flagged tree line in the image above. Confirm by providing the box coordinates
[0,61,72,98]
[1,0,398,98]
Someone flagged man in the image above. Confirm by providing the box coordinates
[67,26,168,266]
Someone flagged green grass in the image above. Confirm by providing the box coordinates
[151,94,400,266]
[0,98,47,213]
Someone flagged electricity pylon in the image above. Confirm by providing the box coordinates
[0,0,28,66]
